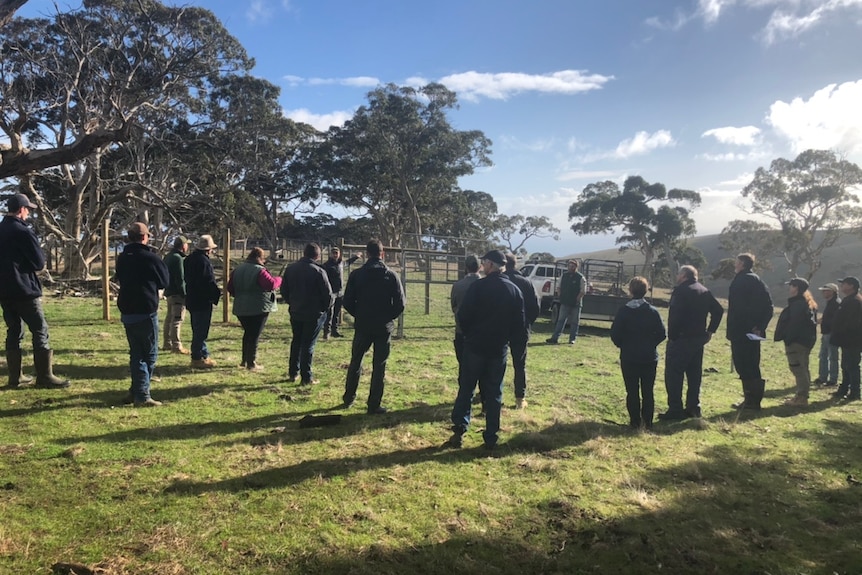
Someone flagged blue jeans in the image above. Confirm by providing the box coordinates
[189,307,213,360]
[2,297,51,351]
[451,346,508,447]
[818,333,839,383]
[551,304,581,343]
[343,329,392,410]
[289,314,326,381]
[123,313,158,402]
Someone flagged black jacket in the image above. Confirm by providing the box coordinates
[458,271,526,357]
[0,215,45,300]
[343,258,405,334]
[611,301,667,363]
[184,250,221,311]
[115,243,169,315]
[774,294,817,349]
[726,270,773,340]
[281,257,334,321]
[667,279,724,341]
[820,297,839,335]
[322,255,359,295]
[831,291,862,349]
[505,269,540,327]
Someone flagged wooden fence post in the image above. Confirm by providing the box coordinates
[223,228,231,323]
[102,219,110,321]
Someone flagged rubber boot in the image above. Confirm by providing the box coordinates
[6,348,34,388]
[33,349,71,388]
[750,379,765,409]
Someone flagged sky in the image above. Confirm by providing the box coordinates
[15,0,862,255]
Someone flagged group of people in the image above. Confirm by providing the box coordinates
[610,253,862,430]
[5,192,862,445]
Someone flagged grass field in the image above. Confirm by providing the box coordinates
[1,284,861,574]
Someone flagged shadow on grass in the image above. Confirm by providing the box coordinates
[164,420,627,495]
[252,442,862,574]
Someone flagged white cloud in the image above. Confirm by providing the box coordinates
[766,79,862,156]
[498,135,557,152]
[437,70,613,102]
[613,130,675,158]
[284,108,353,131]
[289,76,380,88]
[702,126,762,146]
[760,0,862,44]
[556,170,621,182]
[246,0,269,22]
[720,172,756,187]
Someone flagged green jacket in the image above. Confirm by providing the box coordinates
[231,262,277,316]
[163,249,186,297]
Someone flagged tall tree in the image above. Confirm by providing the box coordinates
[0,0,26,28]
[0,0,252,277]
[568,175,700,275]
[494,214,560,257]
[729,149,862,279]
[717,220,783,271]
[315,83,492,248]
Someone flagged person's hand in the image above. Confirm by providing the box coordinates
[751,327,763,337]
[705,332,713,344]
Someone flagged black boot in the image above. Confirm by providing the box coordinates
[6,348,34,388]
[34,349,70,388]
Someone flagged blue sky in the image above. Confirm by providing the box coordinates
[17,0,862,255]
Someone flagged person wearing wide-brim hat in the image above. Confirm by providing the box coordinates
[0,193,71,389]
[814,283,841,387]
[830,276,862,402]
[183,234,221,368]
[774,278,818,407]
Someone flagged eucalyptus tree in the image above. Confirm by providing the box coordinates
[494,214,561,257]
[0,0,252,276]
[0,0,27,28]
[568,175,701,275]
[316,83,492,248]
[722,149,862,279]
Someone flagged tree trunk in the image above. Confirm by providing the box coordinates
[0,0,27,28]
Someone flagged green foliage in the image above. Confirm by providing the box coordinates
[1,292,860,574]
[494,214,560,257]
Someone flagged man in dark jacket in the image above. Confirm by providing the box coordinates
[451,255,481,383]
[726,253,773,410]
[281,243,334,385]
[831,276,862,402]
[659,265,724,420]
[321,246,361,340]
[184,235,221,368]
[505,253,540,409]
[814,283,840,386]
[449,250,525,449]
[162,235,189,354]
[341,239,405,414]
[0,193,70,388]
[116,222,169,406]
[547,259,585,344]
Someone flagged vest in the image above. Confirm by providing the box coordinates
[231,263,276,317]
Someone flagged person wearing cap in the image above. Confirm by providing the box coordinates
[227,247,282,371]
[0,193,70,388]
[726,253,774,411]
[830,276,862,402]
[659,264,723,421]
[341,239,405,414]
[504,253,540,409]
[162,235,189,354]
[280,243,333,385]
[774,278,818,407]
[814,283,841,386]
[184,234,221,368]
[115,222,170,406]
[610,276,666,429]
[546,259,585,345]
[450,254,481,384]
[449,249,525,449]
[321,246,361,340]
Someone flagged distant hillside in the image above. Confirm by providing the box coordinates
[561,233,862,299]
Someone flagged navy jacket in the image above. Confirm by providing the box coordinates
[343,258,405,334]
[611,301,667,363]
[322,255,359,295]
[184,250,221,311]
[726,271,773,340]
[458,271,526,357]
[505,269,540,327]
[667,279,724,341]
[774,294,817,349]
[831,291,862,349]
[280,257,334,321]
[0,215,45,300]
[115,243,169,315]
[820,297,839,335]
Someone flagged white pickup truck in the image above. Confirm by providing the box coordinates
[520,259,630,321]
[518,261,566,313]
